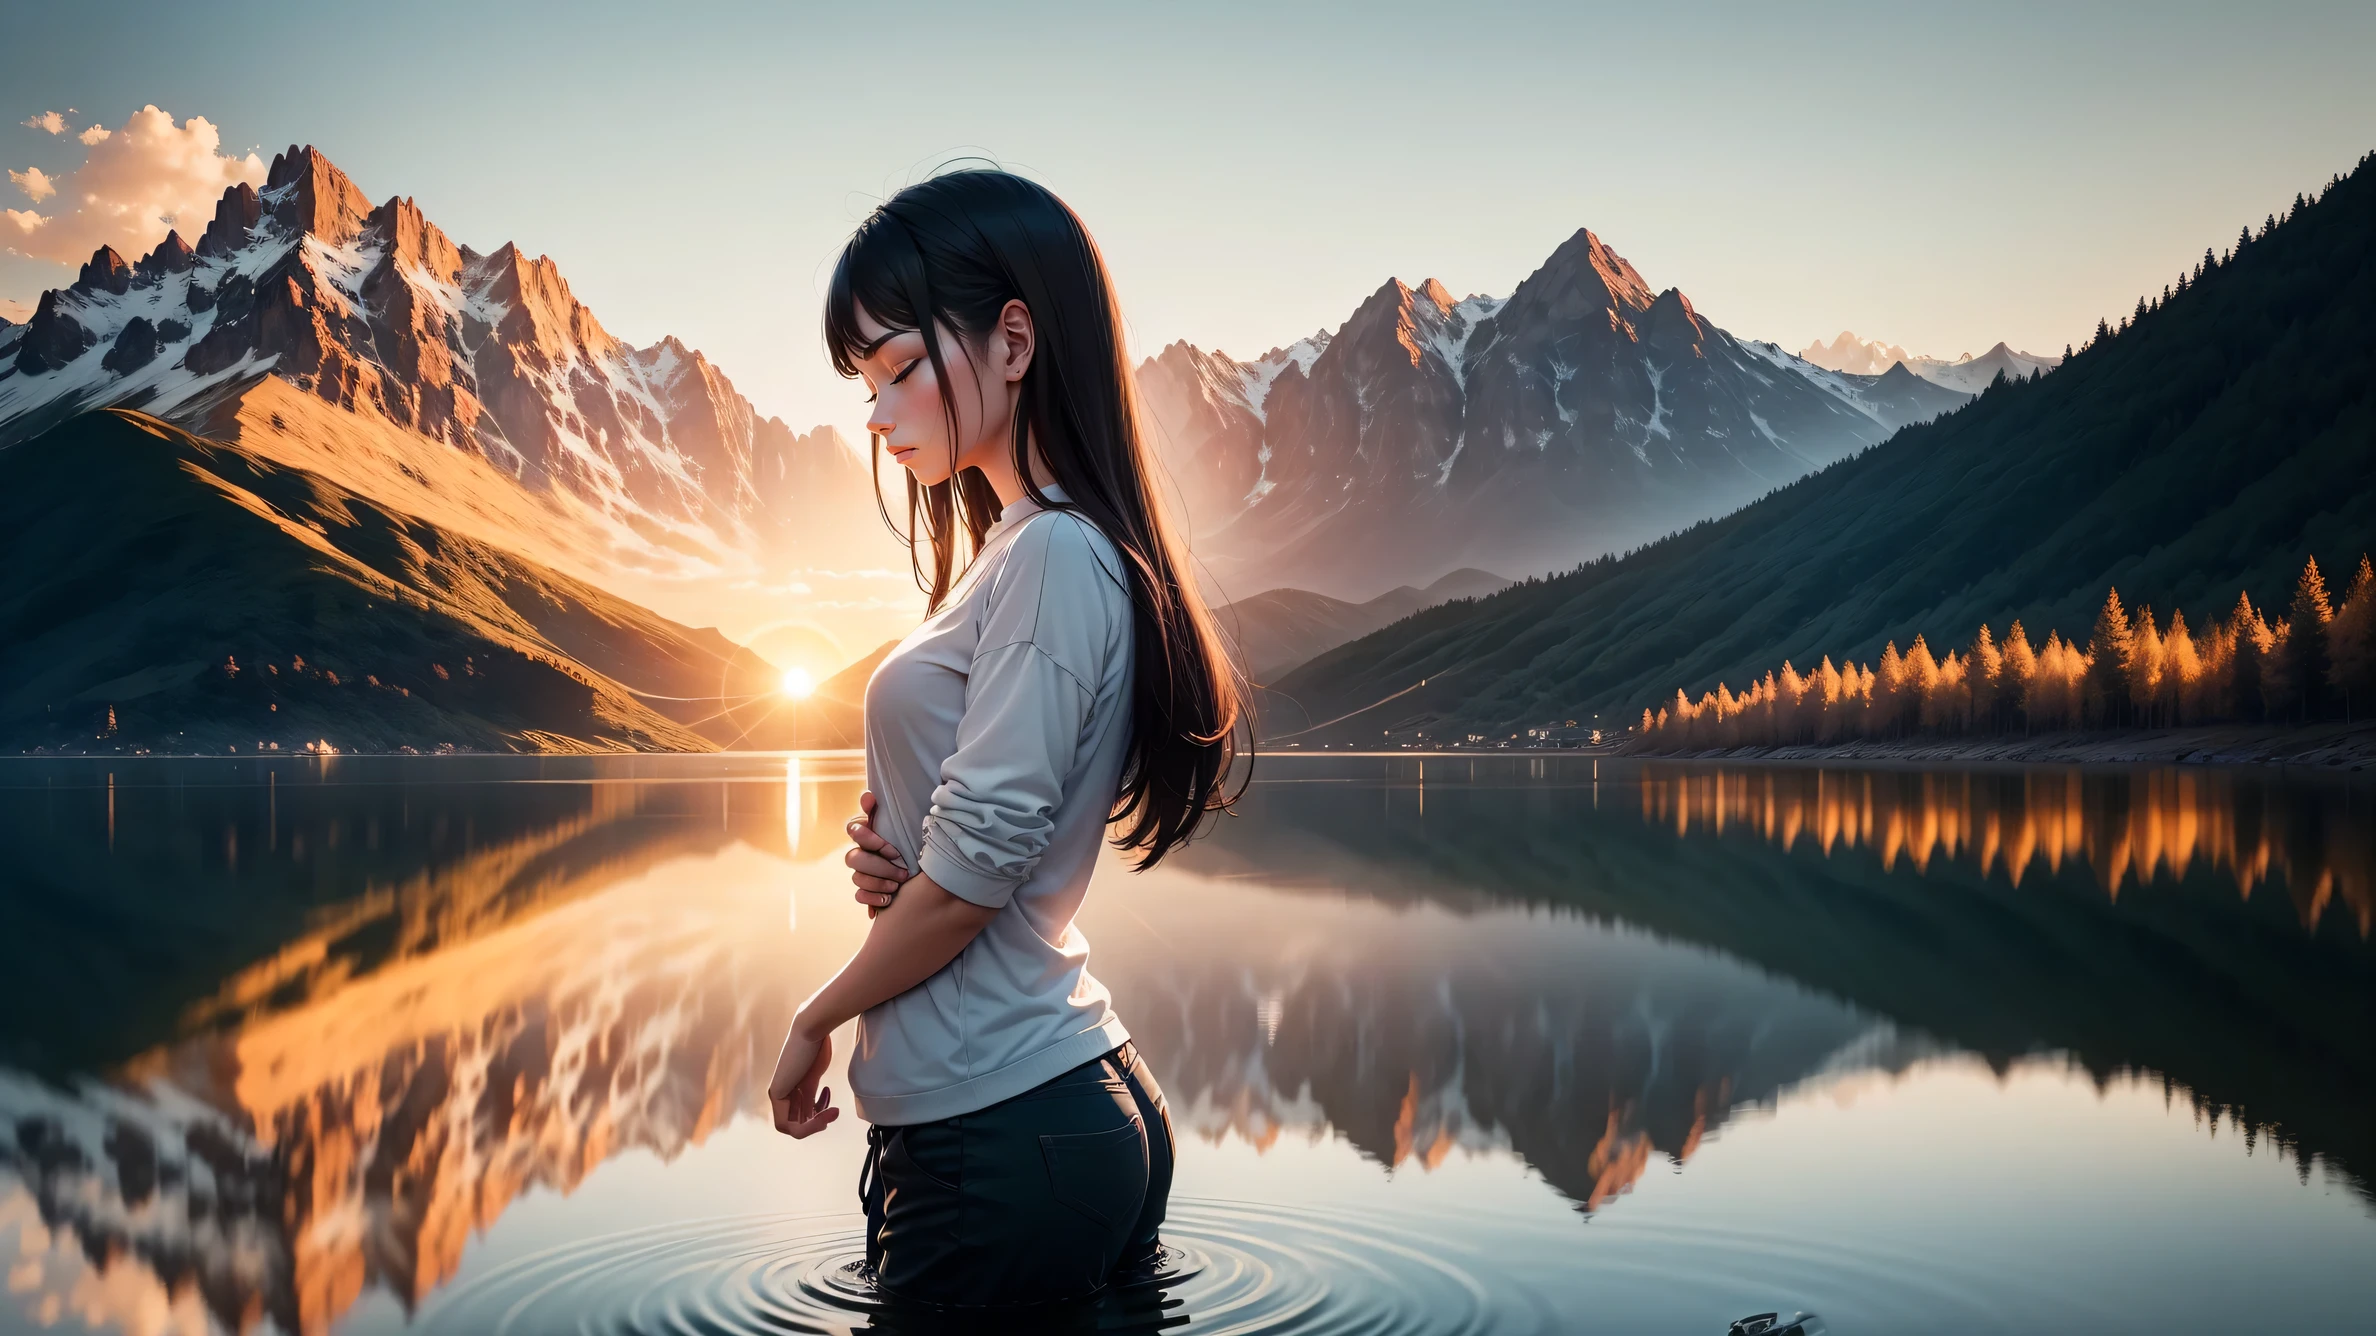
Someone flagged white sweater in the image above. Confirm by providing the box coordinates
[848,486,1136,1125]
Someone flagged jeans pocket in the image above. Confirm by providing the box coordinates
[1039,1115,1148,1233]
[884,1123,962,1194]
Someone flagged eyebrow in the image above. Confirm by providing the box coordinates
[853,328,920,360]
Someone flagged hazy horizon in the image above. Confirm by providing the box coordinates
[7,2,2375,444]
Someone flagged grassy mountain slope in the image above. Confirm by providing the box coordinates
[1272,153,2376,741]
[0,410,781,752]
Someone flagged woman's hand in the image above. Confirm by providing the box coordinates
[767,1019,839,1139]
[846,789,913,917]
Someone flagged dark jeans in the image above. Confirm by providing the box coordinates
[860,1040,1175,1308]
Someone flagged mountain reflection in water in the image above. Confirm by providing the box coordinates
[0,754,2368,1335]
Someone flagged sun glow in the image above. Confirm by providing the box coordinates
[780,667,816,699]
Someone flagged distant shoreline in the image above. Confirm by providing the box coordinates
[1621,721,2376,769]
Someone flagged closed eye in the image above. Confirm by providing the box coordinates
[863,358,922,404]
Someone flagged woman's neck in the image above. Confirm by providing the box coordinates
[976,433,1052,509]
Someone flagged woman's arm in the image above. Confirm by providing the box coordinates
[766,872,998,1137]
[801,872,997,1035]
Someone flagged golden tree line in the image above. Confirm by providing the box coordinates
[1637,556,2376,748]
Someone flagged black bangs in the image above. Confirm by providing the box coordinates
[823,209,927,378]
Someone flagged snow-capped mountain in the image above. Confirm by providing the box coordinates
[1138,230,1975,600]
[1908,341,2061,394]
[1800,329,2062,394]
[0,145,867,570]
[1802,329,1917,376]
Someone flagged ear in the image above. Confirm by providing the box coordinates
[994,298,1035,383]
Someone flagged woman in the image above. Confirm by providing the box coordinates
[764,169,1244,1309]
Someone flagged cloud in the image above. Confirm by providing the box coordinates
[22,111,65,135]
[1,105,263,267]
[9,166,55,202]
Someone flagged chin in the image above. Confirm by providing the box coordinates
[887,450,946,487]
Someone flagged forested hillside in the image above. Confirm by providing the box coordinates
[1269,151,2376,743]
[0,411,781,753]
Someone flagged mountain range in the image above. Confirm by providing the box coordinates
[1266,152,2376,744]
[0,146,879,563]
[1137,229,1986,602]
[0,146,904,659]
[0,146,902,750]
[1799,330,2063,393]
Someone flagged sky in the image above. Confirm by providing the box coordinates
[6,1,2375,441]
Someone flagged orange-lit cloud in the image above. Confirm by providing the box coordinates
[8,165,54,201]
[21,111,66,135]
[1,104,263,266]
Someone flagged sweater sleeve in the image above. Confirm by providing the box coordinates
[916,515,1124,908]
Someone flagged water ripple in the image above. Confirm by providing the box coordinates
[421,1198,1566,1335]
[420,1194,2082,1334]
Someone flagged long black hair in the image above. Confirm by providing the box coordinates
[823,169,1245,868]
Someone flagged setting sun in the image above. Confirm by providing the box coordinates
[780,667,816,699]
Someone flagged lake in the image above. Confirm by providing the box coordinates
[1,754,2370,1335]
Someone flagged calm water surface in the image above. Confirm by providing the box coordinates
[1,754,2371,1334]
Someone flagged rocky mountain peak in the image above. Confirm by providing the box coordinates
[262,144,372,248]
[136,230,197,279]
[1325,276,1469,377]
[365,195,463,285]
[468,242,619,365]
[73,247,133,296]
[196,182,262,259]
[1536,228,1657,313]
[1643,286,1708,353]
[11,289,95,374]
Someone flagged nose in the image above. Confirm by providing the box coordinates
[867,409,895,441]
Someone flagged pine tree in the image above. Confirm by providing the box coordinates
[1877,641,1911,737]
[2229,592,2270,722]
[2003,621,2038,734]
[2084,588,2134,726]
[2162,610,2199,723]
[2277,557,2335,721]
[1968,623,2002,730]
[2128,604,2165,725]
[2328,555,2376,721]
